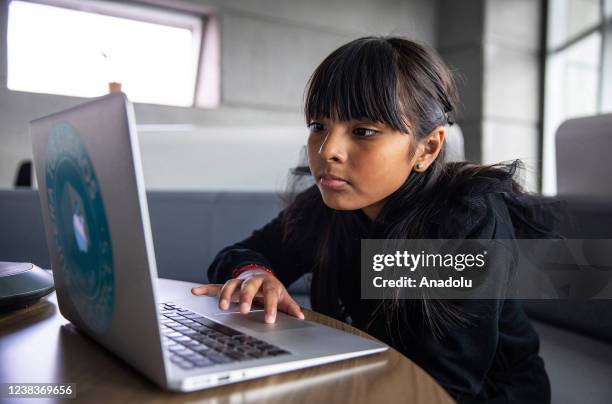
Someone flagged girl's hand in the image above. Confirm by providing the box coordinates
[190,271,305,324]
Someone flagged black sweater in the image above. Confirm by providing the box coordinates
[207,189,551,403]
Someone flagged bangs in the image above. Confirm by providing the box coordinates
[304,37,410,133]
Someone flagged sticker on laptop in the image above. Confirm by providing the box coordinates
[45,122,115,334]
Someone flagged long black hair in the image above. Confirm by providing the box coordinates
[280,37,562,342]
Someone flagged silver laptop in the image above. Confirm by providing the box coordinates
[30,92,387,392]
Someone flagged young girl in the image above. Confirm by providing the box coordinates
[191,37,553,403]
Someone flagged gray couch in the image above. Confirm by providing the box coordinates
[520,112,612,404]
[0,189,283,280]
[0,189,313,307]
[522,195,612,404]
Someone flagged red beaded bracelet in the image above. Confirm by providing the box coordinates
[231,263,274,279]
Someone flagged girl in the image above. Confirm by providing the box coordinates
[192,37,554,403]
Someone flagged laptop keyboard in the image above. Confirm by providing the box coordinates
[159,302,290,370]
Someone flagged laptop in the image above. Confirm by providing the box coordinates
[29,92,388,392]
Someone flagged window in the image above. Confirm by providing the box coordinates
[7,0,217,107]
[542,0,612,194]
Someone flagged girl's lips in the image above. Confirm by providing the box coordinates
[319,176,349,190]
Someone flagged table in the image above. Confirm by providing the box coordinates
[0,278,454,403]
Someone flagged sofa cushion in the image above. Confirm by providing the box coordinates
[0,189,283,283]
[532,320,612,404]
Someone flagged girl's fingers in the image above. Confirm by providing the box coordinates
[191,277,296,324]
[277,295,305,320]
[218,279,243,310]
[238,277,264,314]
[262,285,280,323]
[191,284,222,297]
[191,284,242,303]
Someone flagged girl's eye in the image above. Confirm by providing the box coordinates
[353,127,379,137]
[308,122,325,133]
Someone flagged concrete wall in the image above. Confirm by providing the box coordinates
[482,0,542,191]
[437,0,485,163]
[438,0,543,191]
[0,0,438,191]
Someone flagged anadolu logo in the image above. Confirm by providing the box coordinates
[45,122,115,334]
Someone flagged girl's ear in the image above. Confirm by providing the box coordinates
[413,126,446,172]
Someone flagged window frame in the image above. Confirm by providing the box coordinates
[541,0,612,194]
[6,0,218,107]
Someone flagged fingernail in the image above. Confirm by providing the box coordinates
[265,313,275,323]
[240,302,250,313]
[298,312,305,320]
[220,299,228,309]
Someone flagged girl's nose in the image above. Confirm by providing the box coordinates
[318,127,347,162]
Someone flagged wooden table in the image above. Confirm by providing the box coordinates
[0,278,454,403]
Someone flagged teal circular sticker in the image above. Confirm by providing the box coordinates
[45,122,115,333]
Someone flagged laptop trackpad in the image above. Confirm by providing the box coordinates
[212,311,315,332]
